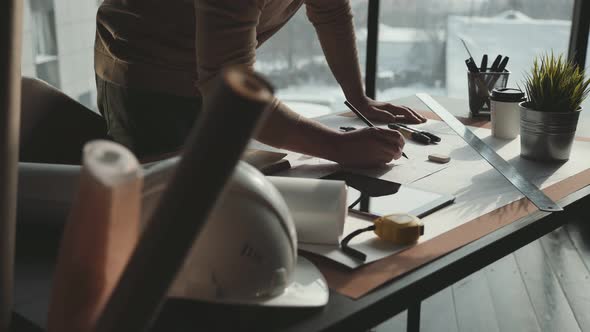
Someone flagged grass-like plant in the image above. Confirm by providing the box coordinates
[522,52,590,112]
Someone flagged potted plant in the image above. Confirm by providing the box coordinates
[520,53,590,161]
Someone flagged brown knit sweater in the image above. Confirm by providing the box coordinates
[95,0,363,148]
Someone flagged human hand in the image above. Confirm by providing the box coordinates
[352,97,427,124]
[329,127,405,168]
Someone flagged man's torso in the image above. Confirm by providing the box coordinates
[95,0,304,96]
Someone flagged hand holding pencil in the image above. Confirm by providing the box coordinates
[343,100,408,161]
[331,126,406,167]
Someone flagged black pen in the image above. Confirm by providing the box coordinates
[490,54,502,72]
[480,54,488,72]
[388,123,431,145]
[465,58,479,73]
[497,56,509,72]
[487,56,509,88]
[397,123,441,143]
[344,100,408,159]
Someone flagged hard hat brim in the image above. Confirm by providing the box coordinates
[255,256,329,307]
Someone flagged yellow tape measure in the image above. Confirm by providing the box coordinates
[374,213,424,245]
[341,213,424,261]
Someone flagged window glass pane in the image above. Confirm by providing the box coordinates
[22,0,100,110]
[35,59,60,88]
[255,1,368,118]
[32,10,58,56]
[377,0,575,102]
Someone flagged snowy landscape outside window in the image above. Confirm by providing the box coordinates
[256,0,577,118]
[378,0,575,101]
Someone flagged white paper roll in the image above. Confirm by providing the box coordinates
[17,162,81,224]
[268,177,347,245]
[17,155,180,225]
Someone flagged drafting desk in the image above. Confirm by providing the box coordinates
[12,96,590,332]
[150,95,590,332]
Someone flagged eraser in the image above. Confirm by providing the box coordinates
[428,153,450,164]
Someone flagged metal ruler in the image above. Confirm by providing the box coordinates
[416,93,562,212]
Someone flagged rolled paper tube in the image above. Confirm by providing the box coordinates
[95,67,275,332]
[141,150,287,224]
[17,162,82,225]
[0,0,23,327]
[47,140,143,332]
[16,149,285,227]
[17,160,166,227]
[268,177,348,245]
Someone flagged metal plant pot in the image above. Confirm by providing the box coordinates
[519,102,581,161]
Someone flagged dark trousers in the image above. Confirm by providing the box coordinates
[96,76,202,158]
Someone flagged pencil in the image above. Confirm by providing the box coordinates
[344,101,408,159]
[344,100,374,127]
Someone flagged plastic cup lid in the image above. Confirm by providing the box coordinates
[490,88,525,102]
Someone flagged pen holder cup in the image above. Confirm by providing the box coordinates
[467,70,510,117]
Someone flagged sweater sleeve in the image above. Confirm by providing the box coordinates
[304,0,365,104]
[194,0,304,148]
[255,97,302,149]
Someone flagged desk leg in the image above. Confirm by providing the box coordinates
[407,301,421,332]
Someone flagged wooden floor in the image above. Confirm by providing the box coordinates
[377,215,590,332]
[11,209,590,332]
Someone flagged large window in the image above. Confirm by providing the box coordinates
[20,0,582,117]
[376,0,575,101]
[255,1,368,118]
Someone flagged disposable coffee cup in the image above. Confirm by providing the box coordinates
[490,88,525,139]
[268,177,347,245]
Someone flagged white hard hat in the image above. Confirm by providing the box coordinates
[169,161,329,307]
